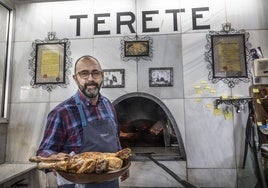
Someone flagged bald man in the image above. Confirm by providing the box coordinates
[36,55,128,188]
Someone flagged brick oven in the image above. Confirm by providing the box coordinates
[113,92,186,161]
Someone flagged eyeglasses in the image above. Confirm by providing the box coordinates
[76,70,102,79]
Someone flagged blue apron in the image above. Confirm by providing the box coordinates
[58,93,119,188]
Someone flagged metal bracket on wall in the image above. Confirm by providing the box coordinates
[215,96,252,113]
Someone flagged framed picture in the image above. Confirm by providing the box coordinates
[124,41,149,57]
[103,69,125,88]
[149,67,173,87]
[35,43,66,84]
[204,24,251,88]
[29,32,72,92]
[211,34,247,78]
[120,35,153,61]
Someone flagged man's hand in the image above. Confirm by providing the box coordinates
[49,153,69,176]
[120,169,130,182]
[49,152,69,159]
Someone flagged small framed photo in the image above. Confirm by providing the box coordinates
[149,67,173,87]
[103,69,125,88]
[124,41,149,57]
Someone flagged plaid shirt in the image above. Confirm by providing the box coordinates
[36,91,121,157]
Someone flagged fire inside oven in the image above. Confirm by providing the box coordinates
[113,93,185,160]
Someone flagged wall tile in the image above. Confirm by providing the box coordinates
[188,168,237,187]
[11,42,50,103]
[136,0,181,34]
[185,98,236,168]
[182,33,232,98]
[249,30,268,58]
[137,34,184,99]
[6,103,50,162]
[14,3,53,41]
[51,0,94,39]
[93,0,136,37]
[226,0,268,30]
[0,5,9,41]
[181,0,226,33]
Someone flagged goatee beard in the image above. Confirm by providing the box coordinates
[80,81,101,98]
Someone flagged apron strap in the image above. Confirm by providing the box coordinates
[74,93,87,127]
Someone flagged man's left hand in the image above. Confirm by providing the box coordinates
[120,169,130,182]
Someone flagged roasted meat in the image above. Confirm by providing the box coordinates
[29,148,131,174]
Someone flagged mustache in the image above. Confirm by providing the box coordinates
[84,81,99,87]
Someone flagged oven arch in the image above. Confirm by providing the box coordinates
[112,92,186,160]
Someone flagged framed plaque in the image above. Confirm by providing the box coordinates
[35,43,66,84]
[205,24,251,88]
[212,34,247,78]
[29,32,72,92]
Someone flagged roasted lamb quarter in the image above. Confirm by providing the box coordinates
[29,148,131,174]
[105,157,123,171]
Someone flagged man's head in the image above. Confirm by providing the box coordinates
[73,55,104,100]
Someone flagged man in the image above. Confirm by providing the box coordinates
[36,55,128,188]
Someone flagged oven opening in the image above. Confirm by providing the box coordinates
[120,119,167,147]
[113,92,186,161]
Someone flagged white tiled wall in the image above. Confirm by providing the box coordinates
[5,0,268,187]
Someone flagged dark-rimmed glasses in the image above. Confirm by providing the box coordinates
[76,70,102,79]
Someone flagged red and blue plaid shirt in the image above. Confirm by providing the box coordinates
[36,91,121,157]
